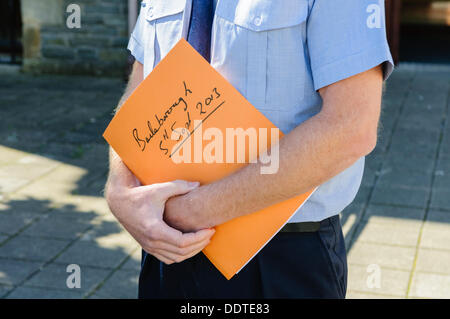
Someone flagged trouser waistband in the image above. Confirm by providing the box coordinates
[280,215,339,233]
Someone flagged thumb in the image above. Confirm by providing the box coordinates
[150,180,200,200]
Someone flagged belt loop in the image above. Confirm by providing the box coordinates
[280,221,321,233]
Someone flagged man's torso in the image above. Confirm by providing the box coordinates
[130,0,393,222]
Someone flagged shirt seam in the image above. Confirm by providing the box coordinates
[312,43,390,74]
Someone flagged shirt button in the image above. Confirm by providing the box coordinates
[253,16,262,26]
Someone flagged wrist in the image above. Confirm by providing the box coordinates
[188,191,206,228]
[104,173,129,210]
[184,187,216,229]
[105,174,120,200]
[164,187,211,232]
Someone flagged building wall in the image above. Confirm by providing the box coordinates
[21,0,129,76]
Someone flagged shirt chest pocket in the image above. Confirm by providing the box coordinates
[214,0,309,112]
[142,0,186,74]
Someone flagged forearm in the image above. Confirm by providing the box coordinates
[106,61,144,195]
[106,148,138,192]
[168,112,368,229]
[165,67,382,231]
[106,117,138,194]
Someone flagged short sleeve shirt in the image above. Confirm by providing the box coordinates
[128,0,394,222]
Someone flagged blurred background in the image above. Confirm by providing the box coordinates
[0,0,449,299]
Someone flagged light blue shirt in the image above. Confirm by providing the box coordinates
[128,0,394,223]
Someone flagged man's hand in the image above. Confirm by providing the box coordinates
[105,61,214,264]
[105,160,215,265]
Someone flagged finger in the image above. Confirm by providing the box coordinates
[157,224,215,248]
[149,180,200,200]
[153,249,184,263]
[154,247,204,264]
[174,238,211,262]
[154,240,209,264]
[150,251,174,265]
[152,236,212,256]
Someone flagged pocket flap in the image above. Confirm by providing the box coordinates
[144,0,186,22]
[216,0,308,32]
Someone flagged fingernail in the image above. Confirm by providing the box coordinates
[188,181,200,188]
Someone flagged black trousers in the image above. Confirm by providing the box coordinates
[138,215,347,299]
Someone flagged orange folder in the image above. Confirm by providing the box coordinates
[103,39,315,280]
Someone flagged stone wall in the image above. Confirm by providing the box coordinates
[21,0,129,77]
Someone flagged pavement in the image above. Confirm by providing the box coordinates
[0,64,449,299]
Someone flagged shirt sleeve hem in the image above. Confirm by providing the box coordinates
[312,45,394,91]
[127,35,145,64]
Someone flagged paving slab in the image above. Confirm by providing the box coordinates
[433,155,450,190]
[370,184,429,209]
[348,242,415,271]
[0,259,42,286]
[0,284,13,298]
[397,113,444,133]
[352,219,422,247]
[49,196,111,216]
[16,164,88,200]
[346,290,400,299]
[430,188,450,210]
[363,204,425,225]
[0,195,53,215]
[340,203,364,247]
[0,145,28,165]
[79,214,127,241]
[0,235,70,262]
[120,248,142,272]
[441,134,450,156]
[409,272,450,299]
[0,211,38,236]
[92,269,139,299]
[376,153,435,189]
[347,264,410,297]
[388,127,440,156]
[415,248,450,275]
[0,177,31,195]
[420,211,450,251]
[80,175,108,197]
[376,167,432,189]
[6,286,83,299]
[21,212,95,240]
[0,235,8,245]
[54,234,137,269]
[0,161,58,181]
